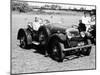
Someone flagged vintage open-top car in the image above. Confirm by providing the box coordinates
[17,21,92,62]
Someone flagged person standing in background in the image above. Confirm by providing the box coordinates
[81,12,91,32]
[90,14,96,26]
[78,20,86,32]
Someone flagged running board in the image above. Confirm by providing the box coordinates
[63,44,92,51]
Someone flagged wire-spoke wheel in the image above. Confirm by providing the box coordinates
[20,35,27,48]
[81,39,92,56]
[50,40,65,62]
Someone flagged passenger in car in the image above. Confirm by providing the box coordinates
[33,17,43,31]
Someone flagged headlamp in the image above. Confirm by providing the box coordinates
[80,32,85,37]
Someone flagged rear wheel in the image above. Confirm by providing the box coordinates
[20,35,27,48]
[50,40,65,62]
[17,29,32,49]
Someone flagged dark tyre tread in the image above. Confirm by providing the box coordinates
[20,35,27,49]
[49,40,65,62]
[81,39,92,56]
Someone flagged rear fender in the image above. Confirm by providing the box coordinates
[17,28,25,40]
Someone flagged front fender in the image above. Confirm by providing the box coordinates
[49,33,67,43]
[47,33,70,52]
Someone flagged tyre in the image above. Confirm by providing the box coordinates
[81,39,92,56]
[91,37,96,45]
[49,40,65,62]
[19,34,27,49]
[18,29,32,49]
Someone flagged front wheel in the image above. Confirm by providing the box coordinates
[49,40,65,62]
[81,39,92,56]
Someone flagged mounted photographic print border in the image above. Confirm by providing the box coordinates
[11,0,96,74]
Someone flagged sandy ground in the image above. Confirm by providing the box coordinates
[11,13,96,74]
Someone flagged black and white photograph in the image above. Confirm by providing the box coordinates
[11,0,96,74]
